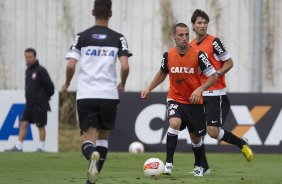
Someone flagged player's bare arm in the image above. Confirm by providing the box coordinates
[141,70,167,99]
[190,73,217,104]
[118,56,129,92]
[217,58,233,76]
[61,58,77,92]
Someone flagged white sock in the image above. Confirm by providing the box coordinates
[167,127,180,135]
[96,139,108,148]
[217,129,225,141]
[39,141,45,150]
[191,138,203,148]
[16,141,23,150]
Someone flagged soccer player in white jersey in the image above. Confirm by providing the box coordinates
[61,0,132,183]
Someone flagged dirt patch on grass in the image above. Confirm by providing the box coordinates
[59,123,80,152]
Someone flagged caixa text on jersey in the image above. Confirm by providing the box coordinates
[85,48,116,57]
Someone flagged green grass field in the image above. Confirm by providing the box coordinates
[0,152,281,184]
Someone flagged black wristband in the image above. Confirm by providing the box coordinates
[216,71,222,77]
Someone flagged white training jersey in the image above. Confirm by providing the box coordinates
[66,25,132,100]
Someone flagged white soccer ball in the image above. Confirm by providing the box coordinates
[143,158,165,176]
[128,141,144,153]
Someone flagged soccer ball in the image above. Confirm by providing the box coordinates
[128,141,144,153]
[143,158,165,176]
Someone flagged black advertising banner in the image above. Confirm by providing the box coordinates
[109,92,282,153]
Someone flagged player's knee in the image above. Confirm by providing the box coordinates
[20,121,28,129]
[189,133,201,144]
[168,118,181,130]
[207,126,219,139]
[191,137,201,144]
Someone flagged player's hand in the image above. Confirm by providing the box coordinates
[61,83,69,93]
[190,87,203,104]
[141,88,150,99]
[118,82,125,93]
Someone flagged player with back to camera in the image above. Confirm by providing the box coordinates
[141,23,217,176]
[189,9,253,170]
[61,0,132,183]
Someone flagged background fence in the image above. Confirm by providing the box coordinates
[0,0,282,92]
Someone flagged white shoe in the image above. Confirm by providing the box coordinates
[194,166,204,176]
[88,151,100,183]
[189,167,210,175]
[4,145,22,152]
[164,162,174,175]
[203,168,211,175]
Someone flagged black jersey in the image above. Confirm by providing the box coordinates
[25,60,54,112]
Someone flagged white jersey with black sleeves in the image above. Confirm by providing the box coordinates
[66,25,132,100]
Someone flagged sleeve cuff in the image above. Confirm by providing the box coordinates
[65,51,80,60]
[204,66,216,77]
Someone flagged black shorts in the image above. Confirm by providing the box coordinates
[21,109,47,128]
[167,100,206,136]
[77,99,119,134]
[203,95,230,127]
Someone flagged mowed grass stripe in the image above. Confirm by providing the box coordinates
[0,152,281,184]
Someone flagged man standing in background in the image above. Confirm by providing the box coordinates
[5,48,54,152]
[61,0,131,183]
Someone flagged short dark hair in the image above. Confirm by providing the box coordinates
[94,0,112,19]
[173,23,188,34]
[25,48,36,57]
[191,9,209,23]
